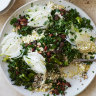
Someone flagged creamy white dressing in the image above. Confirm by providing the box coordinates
[23,52,46,74]
[26,3,52,27]
[1,32,22,58]
[26,1,65,28]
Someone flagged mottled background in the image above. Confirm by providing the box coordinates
[0,0,96,96]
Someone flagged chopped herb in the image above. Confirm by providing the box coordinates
[31,18,34,21]
[76,17,82,24]
[18,26,34,36]
[31,3,33,7]
[70,38,74,42]
[44,20,49,25]
[43,94,50,96]
[70,32,74,35]
[92,71,94,73]
[37,29,43,34]
[35,9,37,12]
[25,14,30,19]
[68,6,70,8]
[77,88,79,90]
[45,79,53,84]
[90,56,94,59]
[79,29,82,32]
[10,18,18,26]
[74,35,77,39]
[4,33,8,37]
[44,7,46,9]
[7,57,36,90]
[90,36,95,41]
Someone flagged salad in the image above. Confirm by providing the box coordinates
[0,1,96,96]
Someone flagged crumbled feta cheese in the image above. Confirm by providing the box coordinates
[37,42,41,46]
[39,47,44,51]
[22,30,44,44]
[77,41,96,53]
[55,12,63,19]
[48,1,64,9]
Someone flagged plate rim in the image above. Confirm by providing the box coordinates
[0,0,96,96]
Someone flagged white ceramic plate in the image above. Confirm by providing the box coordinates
[0,0,96,96]
[0,0,11,12]
[0,0,16,15]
